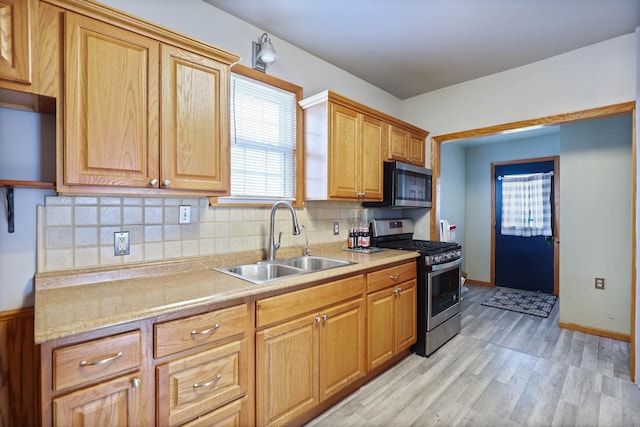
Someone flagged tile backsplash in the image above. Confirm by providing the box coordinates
[38,196,364,272]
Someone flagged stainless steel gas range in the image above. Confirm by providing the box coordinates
[371,218,463,356]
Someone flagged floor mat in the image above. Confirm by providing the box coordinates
[481,287,557,318]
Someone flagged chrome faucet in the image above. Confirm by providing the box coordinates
[268,201,301,261]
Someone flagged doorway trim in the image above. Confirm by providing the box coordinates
[429,101,636,382]
[491,156,560,296]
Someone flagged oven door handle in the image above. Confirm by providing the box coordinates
[430,258,462,272]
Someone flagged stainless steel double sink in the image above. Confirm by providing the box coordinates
[215,256,353,284]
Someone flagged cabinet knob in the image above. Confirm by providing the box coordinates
[131,378,141,388]
[390,274,400,281]
[162,180,171,187]
[322,314,329,321]
[315,316,322,323]
[150,178,158,186]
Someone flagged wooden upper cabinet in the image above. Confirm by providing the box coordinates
[328,103,360,198]
[387,125,408,161]
[0,0,31,84]
[408,134,426,166]
[58,3,239,195]
[360,115,384,200]
[160,44,229,193]
[63,12,160,188]
[301,90,427,201]
[386,125,426,167]
[302,92,384,201]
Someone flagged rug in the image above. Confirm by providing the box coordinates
[481,287,557,318]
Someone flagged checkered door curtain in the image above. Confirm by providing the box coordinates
[500,172,553,237]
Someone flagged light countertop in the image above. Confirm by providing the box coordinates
[34,246,418,343]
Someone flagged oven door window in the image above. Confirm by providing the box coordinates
[431,266,460,317]
[395,169,431,206]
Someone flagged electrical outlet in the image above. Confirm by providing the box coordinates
[595,277,605,290]
[114,231,130,256]
[179,205,191,224]
[333,221,339,235]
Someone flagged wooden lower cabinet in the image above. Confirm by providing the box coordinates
[367,279,417,370]
[255,278,366,427]
[156,339,248,427]
[53,371,144,426]
[366,261,418,371]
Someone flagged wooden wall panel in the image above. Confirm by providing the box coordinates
[0,308,39,427]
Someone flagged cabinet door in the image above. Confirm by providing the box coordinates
[160,44,230,193]
[408,135,425,166]
[387,125,408,161]
[53,371,143,426]
[328,103,360,198]
[256,314,319,426]
[63,12,160,188]
[360,115,384,200]
[0,0,31,84]
[367,288,395,370]
[395,279,418,351]
[319,298,365,401]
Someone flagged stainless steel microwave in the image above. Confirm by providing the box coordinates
[363,161,432,208]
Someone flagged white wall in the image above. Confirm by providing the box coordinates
[462,134,560,283]
[560,114,632,334]
[440,143,466,246]
[0,108,56,311]
[401,34,635,139]
[98,0,402,118]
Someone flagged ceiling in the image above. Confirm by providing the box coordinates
[203,0,639,100]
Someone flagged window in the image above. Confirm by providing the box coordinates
[218,65,302,205]
[500,172,553,237]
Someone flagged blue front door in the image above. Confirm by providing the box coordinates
[495,160,555,294]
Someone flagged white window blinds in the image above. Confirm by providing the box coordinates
[227,73,297,201]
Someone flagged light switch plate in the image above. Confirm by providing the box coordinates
[333,221,339,235]
[114,231,130,256]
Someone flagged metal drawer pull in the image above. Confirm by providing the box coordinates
[79,351,123,367]
[191,324,220,336]
[193,374,222,389]
[390,274,400,280]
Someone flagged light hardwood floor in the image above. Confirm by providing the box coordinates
[306,285,640,426]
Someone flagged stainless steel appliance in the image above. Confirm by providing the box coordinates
[370,218,462,356]
[363,162,432,208]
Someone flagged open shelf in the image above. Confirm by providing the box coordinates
[2,180,56,233]
[0,180,56,189]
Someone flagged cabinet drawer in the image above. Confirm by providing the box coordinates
[367,261,416,293]
[181,396,246,427]
[155,304,248,358]
[157,339,247,427]
[52,330,141,392]
[256,275,365,328]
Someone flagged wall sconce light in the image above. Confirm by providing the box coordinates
[252,32,278,73]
